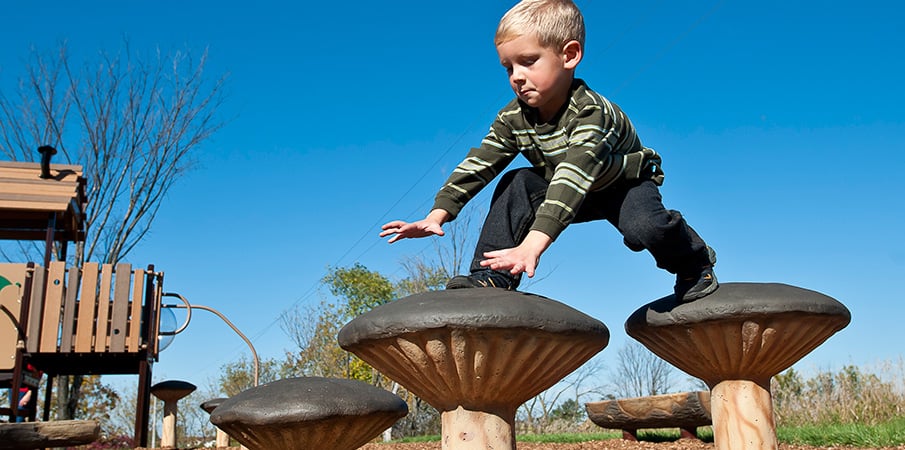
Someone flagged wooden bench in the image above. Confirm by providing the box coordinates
[585,391,712,440]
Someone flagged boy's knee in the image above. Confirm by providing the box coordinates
[622,209,679,246]
[495,168,548,195]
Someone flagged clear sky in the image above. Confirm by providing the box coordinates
[3,0,904,391]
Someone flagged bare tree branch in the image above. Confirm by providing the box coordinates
[1,40,226,267]
[610,340,677,398]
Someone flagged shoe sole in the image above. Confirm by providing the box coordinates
[680,281,719,303]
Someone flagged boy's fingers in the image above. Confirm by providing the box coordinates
[381,220,406,230]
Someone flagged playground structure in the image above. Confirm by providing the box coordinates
[0,158,164,446]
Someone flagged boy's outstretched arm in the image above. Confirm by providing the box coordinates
[480,230,553,278]
[380,209,451,244]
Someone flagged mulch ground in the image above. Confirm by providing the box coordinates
[358,441,905,450]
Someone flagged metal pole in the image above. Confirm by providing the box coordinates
[162,297,260,386]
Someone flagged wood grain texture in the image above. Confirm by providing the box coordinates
[0,420,99,449]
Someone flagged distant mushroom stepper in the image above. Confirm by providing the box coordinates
[625,282,851,450]
[209,377,408,450]
[150,380,197,449]
[338,288,610,450]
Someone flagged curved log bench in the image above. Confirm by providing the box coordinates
[0,420,99,449]
[339,289,610,450]
[586,391,711,440]
[625,282,850,450]
[210,377,408,450]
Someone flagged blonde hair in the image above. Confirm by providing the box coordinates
[495,0,585,49]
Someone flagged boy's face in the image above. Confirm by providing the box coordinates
[497,33,580,121]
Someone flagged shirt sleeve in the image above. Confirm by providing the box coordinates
[432,112,519,219]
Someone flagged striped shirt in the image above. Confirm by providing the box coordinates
[433,79,664,240]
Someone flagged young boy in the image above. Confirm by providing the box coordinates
[380,0,717,302]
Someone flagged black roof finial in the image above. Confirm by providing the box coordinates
[37,145,57,179]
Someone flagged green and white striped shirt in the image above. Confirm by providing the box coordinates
[433,79,664,240]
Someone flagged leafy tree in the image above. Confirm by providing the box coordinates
[280,263,394,382]
[218,356,282,397]
[550,398,585,423]
[77,375,120,423]
[323,263,395,318]
[395,257,448,297]
[0,40,226,420]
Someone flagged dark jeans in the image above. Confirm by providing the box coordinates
[470,167,712,284]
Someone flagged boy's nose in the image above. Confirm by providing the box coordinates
[510,68,526,83]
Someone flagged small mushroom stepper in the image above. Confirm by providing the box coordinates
[209,377,408,450]
[150,380,196,449]
[625,282,851,450]
[338,288,610,450]
[200,398,230,448]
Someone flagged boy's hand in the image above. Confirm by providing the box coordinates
[480,230,552,278]
[380,209,450,244]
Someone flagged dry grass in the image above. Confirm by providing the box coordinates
[773,360,905,426]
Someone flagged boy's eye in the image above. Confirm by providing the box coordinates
[519,56,538,66]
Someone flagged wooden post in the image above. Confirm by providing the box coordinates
[135,357,152,448]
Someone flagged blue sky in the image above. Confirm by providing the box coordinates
[3,0,904,391]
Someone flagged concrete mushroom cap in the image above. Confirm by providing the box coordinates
[200,398,227,415]
[338,289,609,411]
[150,380,197,402]
[209,377,408,427]
[625,282,851,328]
[625,282,851,384]
[338,288,609,345]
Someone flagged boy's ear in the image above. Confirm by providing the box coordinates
[562,40,582,69]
